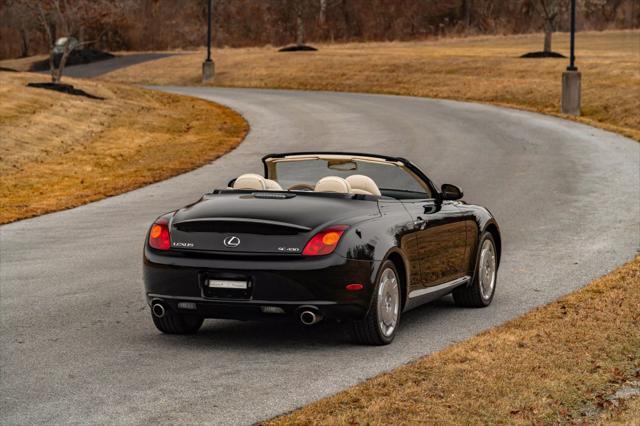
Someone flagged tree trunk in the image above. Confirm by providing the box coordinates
[215,0,223,47]
[19,28,30,57]
[53,45,72,84]
[319,0,327,26]
[48,49,57,83]
[341,0,352,38]
[543,20,552,53]
[296,11,305,45]
[463,0,472,27]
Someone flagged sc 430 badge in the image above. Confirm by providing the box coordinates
[277,246,300,253]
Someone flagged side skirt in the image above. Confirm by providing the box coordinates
[404,276,470,311]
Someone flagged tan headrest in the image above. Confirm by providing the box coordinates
[233,173,267,190]
[264,179,283,190]
[314,176,352,194]
[346,175,381,196]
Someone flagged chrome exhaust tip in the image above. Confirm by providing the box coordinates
[151,303,166,318]
[300,310,321,325]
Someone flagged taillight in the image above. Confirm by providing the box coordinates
[149,217,171,250]
[302,225,348,256]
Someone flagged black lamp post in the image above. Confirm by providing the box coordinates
[202,0,214,81]
[206,0,212,63]
[567,0,577,71]
[561,0,580,115]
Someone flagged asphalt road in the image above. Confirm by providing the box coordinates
[1,87,638,425]
[40,53,175,78]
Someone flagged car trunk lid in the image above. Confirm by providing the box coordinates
[169,192,379,255]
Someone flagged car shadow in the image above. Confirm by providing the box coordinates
[400,295,456,326]
[143,296,460,351]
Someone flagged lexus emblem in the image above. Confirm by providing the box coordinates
[223,236,241,247]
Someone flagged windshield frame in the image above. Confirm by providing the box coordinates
[262,152,438,199]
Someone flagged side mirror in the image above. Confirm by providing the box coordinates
[440,183,463,201]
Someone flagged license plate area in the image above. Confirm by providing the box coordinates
[201,272,253,299]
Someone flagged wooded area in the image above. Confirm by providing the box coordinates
[1,0,638,59]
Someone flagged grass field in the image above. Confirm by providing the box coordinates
[268,257,640,425]
[100,30,640,141]
[598,397,640,425]
[0,72,247,223]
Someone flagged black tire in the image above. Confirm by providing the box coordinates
[453,232,498,308]
[350,260,402,345]
[152,310,204,335]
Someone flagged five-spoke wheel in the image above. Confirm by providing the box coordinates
[351,260,401,345]
[453,232,498,307]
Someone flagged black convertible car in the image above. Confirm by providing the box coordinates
[144,152,500,345]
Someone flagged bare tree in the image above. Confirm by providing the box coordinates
[537,0,566,53]
[319,0,328,26]
[462,0,472,27]
[292,0,342,46]
[296,2,306,45]
[2,0,638,57]
[5,0,38,57]
[16,0,118,83]
[581,0,626,28]
[287,0,317,46]
[317,0,342,39]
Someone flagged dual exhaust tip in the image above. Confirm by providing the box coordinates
[152,303,166,318]
[153,302,322,325]
[299,308,322,325]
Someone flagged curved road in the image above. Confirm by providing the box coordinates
[40,53,176,78]
[1,87,638,425]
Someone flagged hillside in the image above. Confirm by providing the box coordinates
[0,72,247,223]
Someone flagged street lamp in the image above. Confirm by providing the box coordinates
[202,0,215,81]
[561,0,580,115]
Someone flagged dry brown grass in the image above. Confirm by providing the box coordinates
[0,72,247,224]
[594,397,640,426]
[598,396,640,425]
[101,30,640,141]
[267,257,640,425]
[0,54,49,72]
[0,50,191,72]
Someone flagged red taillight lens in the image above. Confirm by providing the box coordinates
[149,218,171,250]
[345,283,364,291]
[302,225,348,256]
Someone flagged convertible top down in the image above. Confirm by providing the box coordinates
[143,152,501,345]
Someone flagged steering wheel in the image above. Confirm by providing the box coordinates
[288,183,315,191]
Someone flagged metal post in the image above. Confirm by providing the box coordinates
[202,0,215,81]
[561,0,580,115]
[567,0,577,71]
[206,0,212,62]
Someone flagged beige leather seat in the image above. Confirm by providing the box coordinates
[264,179,283,190]
[314,176,352,194]
[346,175,381,196]
[233,174,283,191]
[233,173,267,190]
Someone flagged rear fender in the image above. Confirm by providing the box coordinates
[467,217,501,287]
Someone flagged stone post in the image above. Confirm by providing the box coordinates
[561,70,581,116]
[202,60,214,82]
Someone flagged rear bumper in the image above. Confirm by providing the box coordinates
[143,247,379,320]
[146,295,366,321]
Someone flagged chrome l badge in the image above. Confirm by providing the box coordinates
[223,236,241,247]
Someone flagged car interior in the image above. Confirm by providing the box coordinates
[231,173,382,196]
[224,154,434,200]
